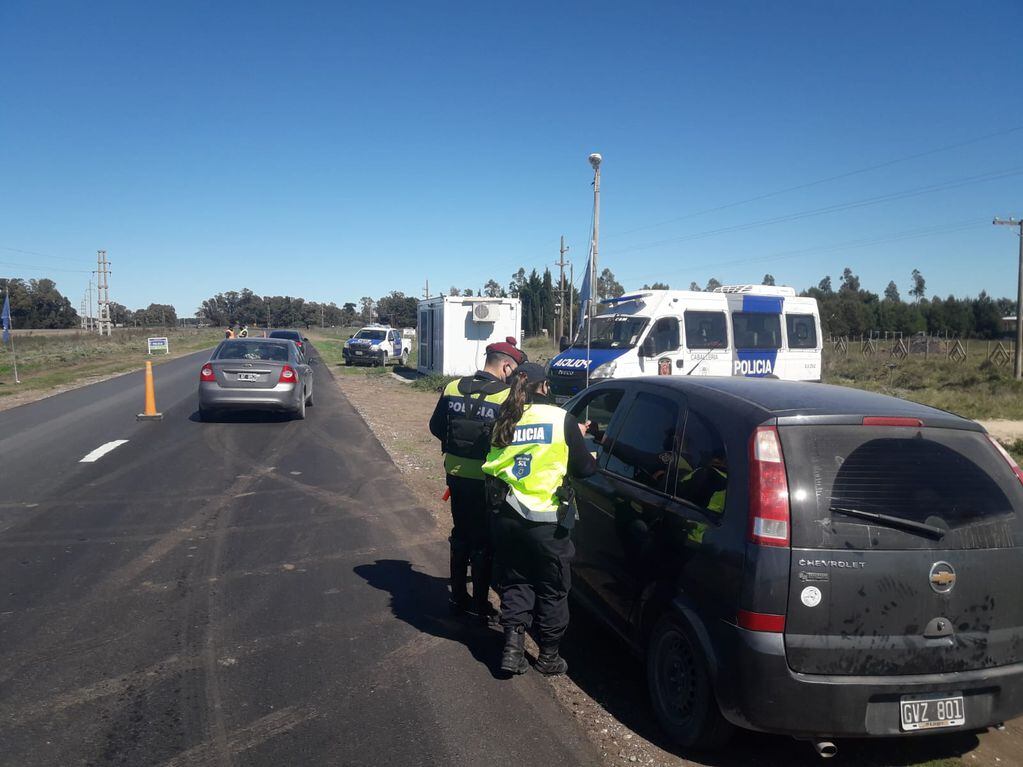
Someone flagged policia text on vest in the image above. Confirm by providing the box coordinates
[428,338,525,620]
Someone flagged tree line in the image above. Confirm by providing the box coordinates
[12,267,1017,341]
[0,278,179,329]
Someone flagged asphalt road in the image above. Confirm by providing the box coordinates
[0,346,600,766]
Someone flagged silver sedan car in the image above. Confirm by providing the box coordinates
[198,338,314,421]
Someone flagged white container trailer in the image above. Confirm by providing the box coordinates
[417,296,522,377]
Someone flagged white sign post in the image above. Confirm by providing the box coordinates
[147,337,170,355]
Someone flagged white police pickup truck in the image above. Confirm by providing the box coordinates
[343,325,412,367]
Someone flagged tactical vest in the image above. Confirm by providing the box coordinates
[482,403,569,523]
[441,376,510,479]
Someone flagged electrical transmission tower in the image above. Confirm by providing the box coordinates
[95,250,112,336]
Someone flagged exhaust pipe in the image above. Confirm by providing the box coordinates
[811,740,838,759]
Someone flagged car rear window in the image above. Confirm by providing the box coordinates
[216,341,290,362]
[781,425,1023,550]
[269,331,300,340]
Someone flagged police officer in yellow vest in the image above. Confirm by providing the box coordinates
[483,363,597,676]
[429,337,526,620]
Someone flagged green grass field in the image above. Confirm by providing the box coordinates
[0,328,223,401]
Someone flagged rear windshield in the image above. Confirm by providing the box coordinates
[216,341,290,362]
[269,330,301,340]
[781,426,1023,550]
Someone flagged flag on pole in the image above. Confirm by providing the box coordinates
[1,292,11,345]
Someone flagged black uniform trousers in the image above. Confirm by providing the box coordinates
[491,506,574,648]
[446,474,493,606]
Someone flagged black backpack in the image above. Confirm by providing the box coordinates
[445,379,506,460]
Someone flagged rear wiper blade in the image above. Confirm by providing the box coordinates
[829,506,947,539]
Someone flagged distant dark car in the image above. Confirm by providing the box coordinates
[198,338,313,421]
[564,376,1023,755]
[268,329,307,351]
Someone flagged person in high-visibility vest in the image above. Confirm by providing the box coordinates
[224,327,235,339]
[428,337,526,621]
[238,325,249,338]
[482,363,597,676]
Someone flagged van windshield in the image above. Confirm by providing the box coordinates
[573,315,649,349]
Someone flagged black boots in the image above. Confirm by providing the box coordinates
[535,646,568,676]
[500,625,529,675]
[448,538,471,614]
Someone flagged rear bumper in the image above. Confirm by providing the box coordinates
[716,626,1023,737]
[198,382,301,412]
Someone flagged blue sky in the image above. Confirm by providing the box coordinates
[1,1,1021,316]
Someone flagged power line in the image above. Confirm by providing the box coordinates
[606,123,1023,240]
[0,259,91,274]
[629,218,988,284]
[605,166,1023,256]
[0,245,89,263]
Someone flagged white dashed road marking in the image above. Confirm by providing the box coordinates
[79,440,129,463]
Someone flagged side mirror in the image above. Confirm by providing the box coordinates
[559,338,570,352]
[640,337,656,357]
[348,335,354,339]
[303,337,309,342]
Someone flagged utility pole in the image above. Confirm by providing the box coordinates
[994,217,1023,379]
[588,153,602,320]
[86,280,95,332]
[568,261,574,340]
[422,279,430,300]
[555,236,570,341]
[95,250,112,335]
[80,295,88,330]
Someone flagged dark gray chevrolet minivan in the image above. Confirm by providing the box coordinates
[564,376,1023,754]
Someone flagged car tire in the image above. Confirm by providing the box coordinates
[198,406,212,422]
[646,614,732,751]
[306,388,314,406]
[294,392,306,420]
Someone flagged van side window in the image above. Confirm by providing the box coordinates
[786,314,817,349]
[649,317,681,354]
[604,393,680,494]
[673,410,728,514]
[569,388,625,454]
[683,311,727,349]
[732,312,782,349]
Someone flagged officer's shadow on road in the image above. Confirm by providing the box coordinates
[353,559,507,679]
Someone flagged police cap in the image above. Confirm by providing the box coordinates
[485,336,527,365]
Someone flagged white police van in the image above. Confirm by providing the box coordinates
[343,324,412,367]
[548,285,822,401]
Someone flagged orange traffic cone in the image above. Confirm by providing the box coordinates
[137,360,164,421]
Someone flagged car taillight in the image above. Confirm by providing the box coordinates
[278,365,296,383]
[747,426,790,547]
[987,435,1023,487]
[200,366,216,382]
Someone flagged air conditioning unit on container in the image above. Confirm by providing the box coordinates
[472,303,501,323]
